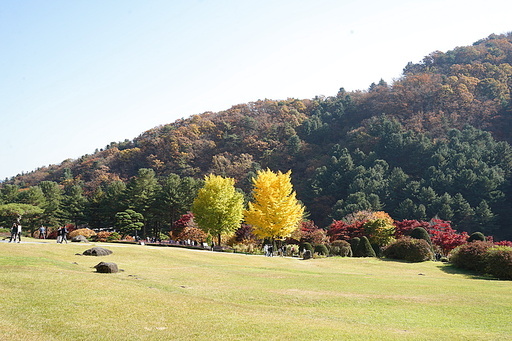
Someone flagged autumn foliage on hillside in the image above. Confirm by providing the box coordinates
[3,33,512,240]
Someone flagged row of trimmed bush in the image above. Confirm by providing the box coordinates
[450,241,512,280]
[300,237,377,258]
[68,228,121,242]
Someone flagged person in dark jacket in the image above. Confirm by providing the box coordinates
[9,222,20,243]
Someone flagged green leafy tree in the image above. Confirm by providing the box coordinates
[101,180,127,228]
[471,200,497,234]
[124,168,159,237]
[155,174,201,227]
[115,209,144,237]
[192,174,245,245]
[0,203,44,231]
[39,181,64,228]
[60,184,88,227]
[0,184,20,204]
[18,186,46,207]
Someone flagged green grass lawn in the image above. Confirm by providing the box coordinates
[1,239,511,341]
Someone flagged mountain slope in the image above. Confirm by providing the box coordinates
[3,33,512,239]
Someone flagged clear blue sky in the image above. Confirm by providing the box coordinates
[1,0,510,180]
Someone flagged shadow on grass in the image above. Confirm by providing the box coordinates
[378,257,499,280]
[435,262,499,280]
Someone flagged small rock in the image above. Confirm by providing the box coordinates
[83,247,113,256]
[94,262,118,273]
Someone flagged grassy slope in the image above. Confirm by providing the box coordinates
[0,240,511,341]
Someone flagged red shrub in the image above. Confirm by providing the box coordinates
[495,240,512,247]
[327,220,365,242]
[171,213,196,239]
[394,220,430,238]
[427,219,468,255]
[449,241,494,271]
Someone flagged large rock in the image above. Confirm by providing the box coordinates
[72,235,89,243]
[83,247,113,256]
[94,262,118,273]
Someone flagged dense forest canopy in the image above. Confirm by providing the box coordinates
[2,33,512,240]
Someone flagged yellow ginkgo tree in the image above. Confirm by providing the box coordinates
[244,169,305,242]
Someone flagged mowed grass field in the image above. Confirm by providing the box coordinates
[0,239,511,341]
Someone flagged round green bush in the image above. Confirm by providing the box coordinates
[449,241,494,271]
[409,226,432,246]
[383,237,434,262]
[354,236,376,257]
[468,232,486,243]
[485,246,512,280]
[330,240,352,257]
[107,232,121,242]
[300,242,314,254]
[314,244,329,256]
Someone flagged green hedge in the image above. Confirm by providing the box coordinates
[383,237,433,262]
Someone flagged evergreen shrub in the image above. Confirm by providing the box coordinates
[354,236,376,257]
[468,232,486,243]
[449,241,494,271]
[371,243,383,258]
[314,244,329,256]
[300,242,314,254]
[410,227,432,245]
[330,240,352,257]
[349,237,360,256]
[383,237,433,262]
[107,232,121,242]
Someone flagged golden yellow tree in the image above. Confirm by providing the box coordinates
[244,169,305,241]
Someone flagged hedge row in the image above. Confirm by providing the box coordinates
[450,241,512,280]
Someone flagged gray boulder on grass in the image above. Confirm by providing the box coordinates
[83,247,113,256]
[94,262,118,273]
[72,235,89,243]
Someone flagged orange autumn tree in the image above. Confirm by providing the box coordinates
[360,211,395,246]
[244,169,305,242]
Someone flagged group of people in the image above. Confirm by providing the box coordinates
[263,244,289,257]
[7,221,68,244]
[263,244,274,257]
[56,226,68,243]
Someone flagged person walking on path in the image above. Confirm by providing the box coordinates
[57,226,68,244]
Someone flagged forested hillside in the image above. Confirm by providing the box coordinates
[3,33,512,239]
